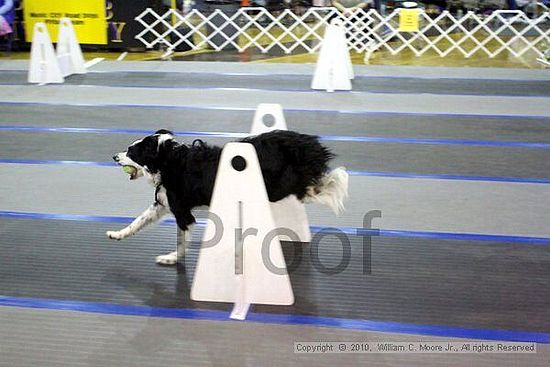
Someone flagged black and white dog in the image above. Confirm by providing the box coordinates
[107,129,349,265]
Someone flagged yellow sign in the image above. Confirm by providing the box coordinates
[399,9,420,33]
[24,0,107,44]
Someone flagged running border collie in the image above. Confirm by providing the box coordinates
[107,129,349,265]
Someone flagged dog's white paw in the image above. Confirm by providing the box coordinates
[156,251,178,265]
[106,231,124,240]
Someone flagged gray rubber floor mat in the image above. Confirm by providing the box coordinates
[1,217,548,333]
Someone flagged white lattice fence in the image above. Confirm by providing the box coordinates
[135,7,550,58]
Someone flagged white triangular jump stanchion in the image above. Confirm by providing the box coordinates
[311,19,354,92]
[191,143,294,320]
[251,103,288,134]
[28,23,64,85]
[251,103,312,243]
[337,19,354,80]
[56,18,86,77]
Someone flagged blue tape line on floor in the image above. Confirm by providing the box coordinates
[1,101,549,120]
[1,125,549,148]
[346,170,550,185]
[0,159,117,166]
[0,296,548,343]
[1,210,549,245]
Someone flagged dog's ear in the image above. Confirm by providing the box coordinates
[156,130,175,153]
[155,129,174,136]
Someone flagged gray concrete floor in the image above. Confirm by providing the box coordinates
[1,306,547,367]
[1,164,549,237]
[0,61,549,366]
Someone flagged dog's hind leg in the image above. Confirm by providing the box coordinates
[106,203,169,240]
[156,203,196,265]
[156,224,194,265]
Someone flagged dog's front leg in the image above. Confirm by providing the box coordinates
[106,203,169,240]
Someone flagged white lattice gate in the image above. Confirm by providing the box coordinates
[135,7,549,59]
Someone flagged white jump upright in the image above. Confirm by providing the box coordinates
[311,19,354,92]
[28,23,64,85]
[251,103,288,134]
[191,143,294,320]
[251,103,311,243]
[56,18,87,77]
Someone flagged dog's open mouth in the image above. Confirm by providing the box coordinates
[122,165,138,180]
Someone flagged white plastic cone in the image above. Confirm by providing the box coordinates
[251,103,311,243]
[335,19,354,80]
[311,20,353,92]
[251,103,288,134]
[191,143,294,320]
[56,18,86,77]
[28,23,63,85]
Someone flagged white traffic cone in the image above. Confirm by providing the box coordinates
[28,23,64,85]
[311,19,353,92]
[56,18,86,77]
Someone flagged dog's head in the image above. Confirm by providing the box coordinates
[113,129,174,181]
